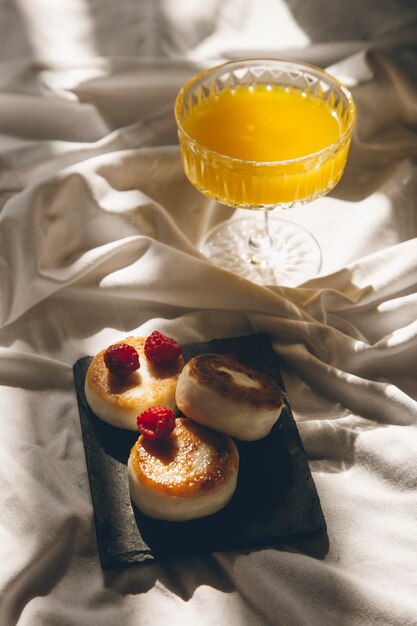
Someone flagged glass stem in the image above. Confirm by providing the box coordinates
[248,209,274,251]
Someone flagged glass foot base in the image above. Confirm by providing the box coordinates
[201,217,322,286]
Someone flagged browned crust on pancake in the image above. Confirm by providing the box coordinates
[130,418,239,496]
[85,336,184,411]
[187,353,284,409]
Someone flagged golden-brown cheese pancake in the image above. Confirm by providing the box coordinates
[176,353,285,440]
[128,418,239,521]
[84,336,184,430]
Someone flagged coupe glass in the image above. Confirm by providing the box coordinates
[175,58,356,286]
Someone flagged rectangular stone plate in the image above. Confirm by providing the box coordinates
[73,333,326,569]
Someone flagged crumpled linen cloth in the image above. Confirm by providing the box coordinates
[1,3,417,625]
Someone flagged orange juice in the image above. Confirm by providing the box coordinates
[178,84,351,207]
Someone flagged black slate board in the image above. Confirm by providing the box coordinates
[73,333,326,569]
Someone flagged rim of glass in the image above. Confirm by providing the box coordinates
[175,57,357,167]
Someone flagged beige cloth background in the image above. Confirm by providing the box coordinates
[0,1,417,624]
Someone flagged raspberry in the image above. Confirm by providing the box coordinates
[144,331,181,365]
[137,406,176,440]
[103,343,140,376]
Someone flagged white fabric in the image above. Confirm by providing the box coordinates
[1,1,417,625]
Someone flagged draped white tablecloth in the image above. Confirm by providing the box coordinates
[1,1,417,624]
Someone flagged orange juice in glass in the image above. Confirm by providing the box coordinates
[175,59,356,285]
